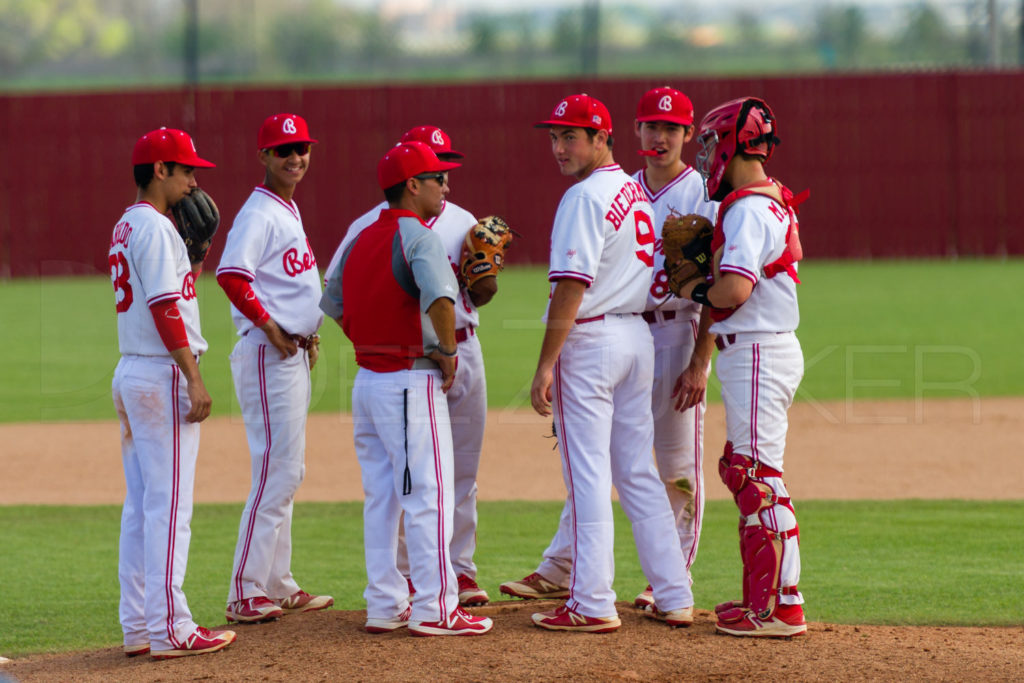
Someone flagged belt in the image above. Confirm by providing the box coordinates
[290,333,320,351]
[575,313,640,325]
[642,310,678,324]
[715,331,790,351]
[455,326,475,344]
[715,334,736,351]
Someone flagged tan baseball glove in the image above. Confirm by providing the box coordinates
[662,212,714,295]
[460,215,517,289]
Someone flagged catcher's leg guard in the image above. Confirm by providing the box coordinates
[718,442,800,621]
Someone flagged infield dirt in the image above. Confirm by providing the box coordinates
[2,397,1023,681]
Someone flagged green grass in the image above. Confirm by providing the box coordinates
[1,259,1022,423]
[1,499,1022,656]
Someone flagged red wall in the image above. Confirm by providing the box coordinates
[1,71,1021,278]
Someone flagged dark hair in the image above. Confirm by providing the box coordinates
[383,179,407,204]
[133,161,178,189]
[584,128,614,150]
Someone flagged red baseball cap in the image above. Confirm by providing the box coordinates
[534,93,612,134]
[132,128,215,168]
[377,141,461,190]
[400,126,464,158]
[257,113,318,150]
[636,86,694,126]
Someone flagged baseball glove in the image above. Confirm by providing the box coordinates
[460,215,517,289]
[171,188,220,264]
[662,211,714,295]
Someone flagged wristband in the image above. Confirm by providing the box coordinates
[690,282,713,307]
[436,345,458,357]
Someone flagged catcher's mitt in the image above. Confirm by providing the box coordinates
[460,215,517,289]
[662,211,714,296]
[172,188,220,264]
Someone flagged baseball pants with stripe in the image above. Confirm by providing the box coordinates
[353,367,459,624]
[716,331,804,602]
[535,318,707,589]
[226,335,309,604]
[550,315,692,618]
[113,355,201,651]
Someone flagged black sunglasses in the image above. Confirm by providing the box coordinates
[414,172,448,185]
[269,142,311,158]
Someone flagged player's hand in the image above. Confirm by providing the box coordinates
[672,359,709,413]
[530,365,554,417]
[427,351,458,393]
[185,376,212,423]
[260,318,298,359]
[308,342,319,370]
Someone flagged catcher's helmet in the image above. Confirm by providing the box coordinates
[695,97,780,201]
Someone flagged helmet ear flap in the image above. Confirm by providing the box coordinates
[737,98,781,160]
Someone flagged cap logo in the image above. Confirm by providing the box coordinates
[282,118,297,135]
[658,95,673,112]
[431,129,444,145]
[592,115,602,125]
[554,101,568,117]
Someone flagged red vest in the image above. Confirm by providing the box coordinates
[341,212,425,372]
[709,179,808,322]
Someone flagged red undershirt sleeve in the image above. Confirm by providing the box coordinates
[149,299,190,351]
[216,272,271,327]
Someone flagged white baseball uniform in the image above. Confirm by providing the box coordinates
[713,189,804,605]
[535,166,718,590]
[326,200,486,581]
[109,201,208,651]
[545,163,692,618]
[217,185,324,605]
[320,208,461,625]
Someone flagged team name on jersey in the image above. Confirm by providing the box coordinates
[604,181,648,231]
[110,220,132,248]
[283,239,317,277]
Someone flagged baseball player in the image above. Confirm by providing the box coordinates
[500,87,717,617]
[324,126,491,607]
[320,141,493,637]
[217,113,333,623]
[527,94,694,632]
[110,128,236,659]
[675,96,808,638]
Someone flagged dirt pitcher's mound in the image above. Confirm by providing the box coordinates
[1,397,1021,505]
[4,602,1024,682]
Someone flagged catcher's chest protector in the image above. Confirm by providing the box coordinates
[709,180,808,322]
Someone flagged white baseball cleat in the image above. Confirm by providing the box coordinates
[365,606,412,633]
[409,607,493,636]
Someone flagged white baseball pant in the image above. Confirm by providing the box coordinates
[716,331,804,602]
[552,314,692,617]
[396,331,486,580]
[353,367,459,624]
[113,355,201,651]
[535,316,707,587]
[227,335,310,604]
